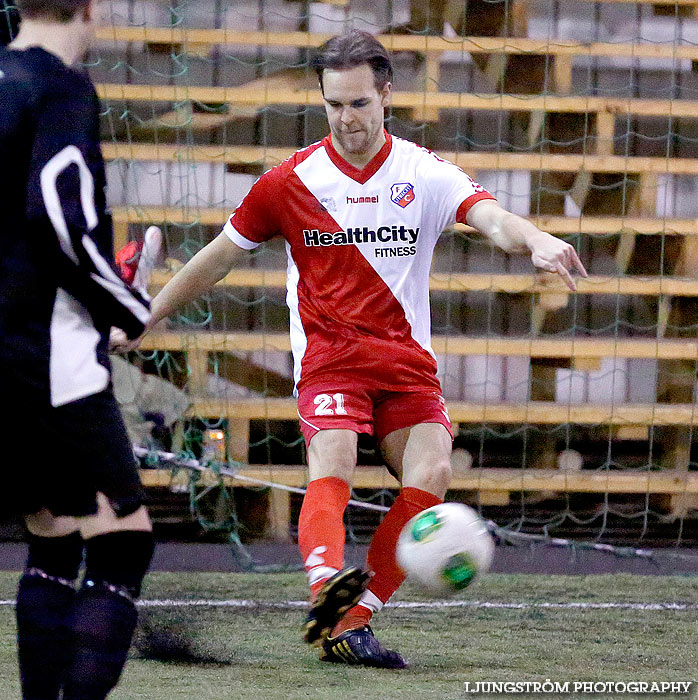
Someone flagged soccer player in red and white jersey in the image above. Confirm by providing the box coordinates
[126,30,586,669]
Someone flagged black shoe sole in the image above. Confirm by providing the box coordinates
[302,567,370,646]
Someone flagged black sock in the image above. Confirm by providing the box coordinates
[16,531,83,700]
[80,531,154,598]
[61,530,153,700]
[61,584,138,700]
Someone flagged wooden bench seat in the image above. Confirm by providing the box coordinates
[143,268,698,298]
[96,82,698,121]
[138,463,698,538]
[140,331,698,362]
[108,201,698,255]
[139,464,698,494]
[184,397,698,426]
[102,143,698,176]
[94,27,698,63]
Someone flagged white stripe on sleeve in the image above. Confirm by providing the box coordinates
[82,235,151,325]
[40,145,98,263]
[223,220,261,250]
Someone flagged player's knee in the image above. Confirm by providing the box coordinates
[428,458,452,495]
[406,459,452,498]
[25,509,78,539]
[83,530,154,599]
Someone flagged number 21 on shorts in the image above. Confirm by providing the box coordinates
[314,393,347,416]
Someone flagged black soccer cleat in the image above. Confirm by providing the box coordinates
[320,625,408,669]
[302,567,370,646]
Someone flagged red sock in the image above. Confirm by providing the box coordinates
[331,604,372,637]
[298,477,350,599]
[366,487,442,603]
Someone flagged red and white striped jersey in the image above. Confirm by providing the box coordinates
[223,132,495,392]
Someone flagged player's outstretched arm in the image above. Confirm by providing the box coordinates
[465,199,588,292]
[150,232,245,325]
[111,232,245,353]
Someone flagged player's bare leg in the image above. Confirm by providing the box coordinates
[18,497,153,700]
[385,422,453,495]
[306,428,358,483]
[78,492,151,538]
[322,423,451,669]
[300,429,370,645]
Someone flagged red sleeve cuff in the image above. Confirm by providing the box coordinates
[455,192,497,224]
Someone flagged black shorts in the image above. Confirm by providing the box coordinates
[3,388,146,518]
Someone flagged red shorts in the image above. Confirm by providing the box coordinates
[297,379,453,448]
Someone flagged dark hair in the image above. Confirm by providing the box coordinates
[311,30,393,93]
[15,0,89,22]
[0,0,21,45]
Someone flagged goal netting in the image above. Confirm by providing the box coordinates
[19,0,698,555]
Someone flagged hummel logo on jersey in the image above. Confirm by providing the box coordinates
[390,182,415,208]
[346,195,378,204]
[303,226,419,247]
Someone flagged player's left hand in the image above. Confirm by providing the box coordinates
[109,326,144,353]
[529,235,587,291]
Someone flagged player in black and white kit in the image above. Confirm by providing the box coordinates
[0,0,154,697]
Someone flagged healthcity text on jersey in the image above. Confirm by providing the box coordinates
[303,226,420,257]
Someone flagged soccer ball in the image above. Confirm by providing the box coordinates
[396,503,495,595]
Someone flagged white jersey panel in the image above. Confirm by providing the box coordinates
[285,241,306,393]
[49,288,110,406]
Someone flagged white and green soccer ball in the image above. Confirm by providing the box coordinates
[396,503,495,595]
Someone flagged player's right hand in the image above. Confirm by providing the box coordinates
[529,235,587,292]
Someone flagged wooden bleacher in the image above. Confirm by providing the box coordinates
[101,145,698,176]
[96,80,698,121]
[94,28,698,63]
[97,4,698,532]
[141,330,698,362]
[140,464,698,495]
[138,463,698,540]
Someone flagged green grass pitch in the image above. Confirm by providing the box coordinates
[0,571,696,699]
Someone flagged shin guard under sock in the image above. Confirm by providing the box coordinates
[365,487,442,604]
[16,531,83,700]
[61,530,153,700]
[298,477,350,598]
[61,584,138,700]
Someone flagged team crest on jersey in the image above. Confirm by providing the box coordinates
[390,182,415,208]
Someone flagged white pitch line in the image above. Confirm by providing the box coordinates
[1,599,697,611]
